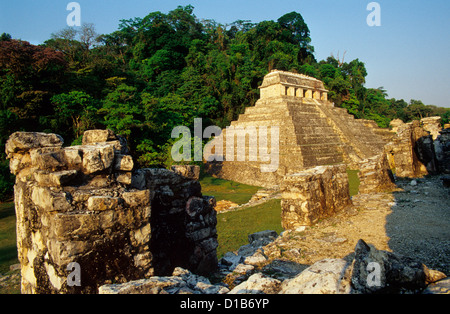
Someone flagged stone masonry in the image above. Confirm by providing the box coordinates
[385,120,439,178]
[6,130,218,294]
[280,164,352,229]
[205,70,393,188]
[357,153,397,194]
[435,128,450,174]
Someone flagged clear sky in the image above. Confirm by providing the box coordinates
[1,0,449,108]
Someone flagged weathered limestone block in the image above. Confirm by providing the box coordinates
[436,129,450,174]
[421,116,442,140]
[5,132,63,155]
[279,259,352,294]
[63,147,83,167]
[385,120,438,178]
[31,186,72,212]
[389,119,404,133]
[229,273,281,294]
[87,195,121,211]
[98,267,229,294]
[114,154,134,171]
[6,130,218,294]
[82,129,117,145]
[81,144,115,174]
[82,129,129,154]
[122,189,152,208]
[29,148,67,171]
[171,165,200,180]
[351,239,446,294]
[281,164,351,229]
[34,170,78,187]
[358,153,397,194]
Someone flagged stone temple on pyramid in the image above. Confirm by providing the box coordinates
[204,70,394,188]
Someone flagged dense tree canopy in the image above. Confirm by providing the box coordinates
[0,6,448,200]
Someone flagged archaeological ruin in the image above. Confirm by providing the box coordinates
[280,164,352,229]
[203,70,449,230]
[6,130,217,293]
[205,70,393,188]
[4,71,450,294]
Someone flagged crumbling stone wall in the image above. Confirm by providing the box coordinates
[357,153,397,194]
[280,164,352,229]
[435,129,450,174]
[6,130,217,294]
[385,120,438,178]
[131,168,218,276]
[384,117,450,177]
[421,116,442,140]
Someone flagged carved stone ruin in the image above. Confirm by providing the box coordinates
[435,128,450,174]
[385,119,440,178]
[205,70,393,188]
[357,153,397,194]
[280,164,352,229]
[5,130,218,294]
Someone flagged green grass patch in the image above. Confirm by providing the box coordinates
[216,199,283,258]
[200,176,261,205]
[0,201,18,274]
[347,169,360,197]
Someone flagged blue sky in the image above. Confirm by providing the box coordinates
[1,0,449,108]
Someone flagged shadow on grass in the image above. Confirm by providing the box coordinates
[0,245,18,274]
[0,202,15,220]
[0,202,17,274]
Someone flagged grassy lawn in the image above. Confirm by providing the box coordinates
[216,199,283,258]
[200,176,262,205]
[0,201,18,274]
[200,175,282,258]
[204,171,359,258]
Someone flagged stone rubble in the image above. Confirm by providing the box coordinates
[99,267,229,294]
[99,231,448,294]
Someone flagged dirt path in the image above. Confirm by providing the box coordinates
[262,174,450,276]
[387,176,450,275]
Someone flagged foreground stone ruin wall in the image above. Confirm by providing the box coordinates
[436,129,450,174]
[280,164,351,229]
[205,70,392,188]
[385,118,447,178]
[357,153,397,194]
[6,130,217,294]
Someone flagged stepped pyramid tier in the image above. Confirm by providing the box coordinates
[204,70,394,188]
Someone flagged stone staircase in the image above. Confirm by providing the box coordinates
[205,71,392,187]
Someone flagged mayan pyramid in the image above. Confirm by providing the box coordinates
[204,70,394,188]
